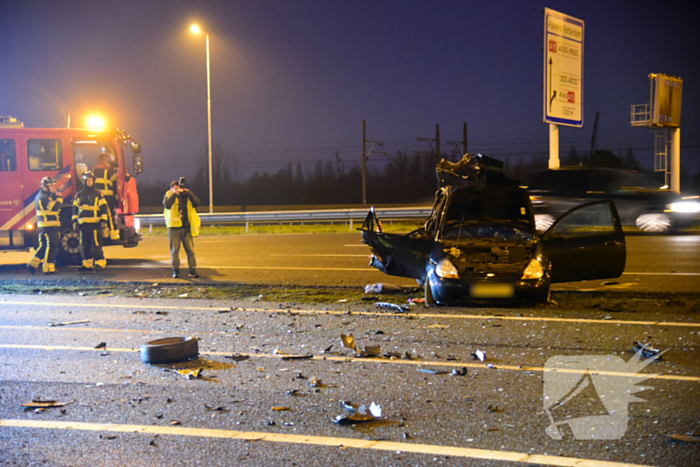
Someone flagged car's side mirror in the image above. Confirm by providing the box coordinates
[133,155,143,175]
[131,141,142,154]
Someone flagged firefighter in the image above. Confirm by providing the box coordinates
[27,177,63,274]
[163,179,201,278]
[93,152,119,240]
[72,171,109,270]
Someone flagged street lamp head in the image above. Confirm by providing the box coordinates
[190,24,201,34]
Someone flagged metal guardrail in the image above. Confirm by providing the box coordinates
[136,207,432,226]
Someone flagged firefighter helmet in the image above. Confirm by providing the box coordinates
[82,171,96,184]
[41,176,57,188]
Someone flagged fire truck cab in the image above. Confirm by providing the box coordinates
[0,117,144,263]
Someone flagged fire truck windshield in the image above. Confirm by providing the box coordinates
[74,140,118,179]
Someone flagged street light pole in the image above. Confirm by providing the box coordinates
[191,24,214,213]
[205,33,213,213]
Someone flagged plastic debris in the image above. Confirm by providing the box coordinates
[333,401,382,424]
[308,377,323,387]
[272,407,292,411]
[94,342,107,350]
[419,368,448,375]
[357,345,382,358]
[634,341,662,359]
[217,308,231,313]
[176,368,202,379]
[451,367,468,376]
[472,350,486,362]
[204,405,229,412]
[323,344,334,353]
[49,320,90,327]
[364,283,403,294]
[375,302,409,313]
[487,404,500,413]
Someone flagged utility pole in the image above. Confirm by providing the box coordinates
[463,122,468,154]
[361,119,386,204]
[417,124,442,188]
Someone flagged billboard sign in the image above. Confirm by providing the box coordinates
[544,8,584,127]
[651,73,682,127]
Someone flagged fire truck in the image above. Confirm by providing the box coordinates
[0,116,144,263]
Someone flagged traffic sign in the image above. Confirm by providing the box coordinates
[543,8,584,127]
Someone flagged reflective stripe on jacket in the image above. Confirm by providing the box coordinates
[72,187,109,224]
[35,190,63,228]
[93,165,117,197]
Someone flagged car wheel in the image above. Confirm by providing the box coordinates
[140,337,199,364]
[635,213,672,233]
[57,229,82,265]
[535,214,556,232]
[424,281,436,307]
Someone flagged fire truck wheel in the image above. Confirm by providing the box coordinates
[140,337,199,364]
[57,229,82,265]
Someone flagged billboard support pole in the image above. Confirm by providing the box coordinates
[549,123,560,169]
[670,128,680,193]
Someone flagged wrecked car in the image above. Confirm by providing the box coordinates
[361,154,626,305]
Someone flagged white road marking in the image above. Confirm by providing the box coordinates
[1,300,699,328]
[623,272,700,276]
[1,344,698,382]
[269,254,369,257]
[106,265,376,271]
[0,419,656,466]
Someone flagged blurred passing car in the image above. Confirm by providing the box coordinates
[361,155,627,306]
[527,168,700,232]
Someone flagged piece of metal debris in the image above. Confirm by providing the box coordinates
[375,302,409,313]
[225,354,250,361]
[333,401,382,425]
[94,342,107,350]
[472,350,486,362]
[323,344,334,353]
[634,341,662,359]
[357,345,382,358]
[451,367,468,376]
[49,320,90,327]
[272,407,292,411]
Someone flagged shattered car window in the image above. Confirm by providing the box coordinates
[440,187,534,241]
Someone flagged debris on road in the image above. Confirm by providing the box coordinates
[634,341,662,359]
[364,283,403,294]
[419,368,448,375]
[451,367,468,376]
[94,342,107,350]
[281,354,314,360]
[333,401,382,425]
[272,407,292,411]
[22,399,72,410]
[375,302,409,313]
[340,334,357,352]
[472,350,486,362]
[48,320,90,327]
[487,404,500,413]
[357,345,382,358]
[225,353,250,361]
[176,368,202,379]
[204,405,229,412]
[669,432,700,443]
[308,377,324,387]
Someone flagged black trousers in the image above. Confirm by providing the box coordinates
[31,227,59,269]
[79,223,105,268]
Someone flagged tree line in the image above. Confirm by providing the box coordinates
[136,144,700,208]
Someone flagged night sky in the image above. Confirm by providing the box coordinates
[1,0,698,185]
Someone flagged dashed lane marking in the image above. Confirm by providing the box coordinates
[1,300,699,328]
[1,344,698,382]
[0,419,653,467]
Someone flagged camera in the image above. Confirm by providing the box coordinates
[178,177,186,187]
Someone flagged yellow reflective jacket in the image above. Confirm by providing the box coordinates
[163,191,201,237]
[35,189,63,228]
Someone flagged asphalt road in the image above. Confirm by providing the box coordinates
[0,233,698,293]
[1,293,699,466]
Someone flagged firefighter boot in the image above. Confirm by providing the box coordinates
[81,258,94,270]
[43,262,56,275]
[95,259,107,271]
[27,256,41,274]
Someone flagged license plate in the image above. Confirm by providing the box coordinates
[470,283,515,298]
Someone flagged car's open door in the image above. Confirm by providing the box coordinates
[540,200,626,283]
[360,208,434,282]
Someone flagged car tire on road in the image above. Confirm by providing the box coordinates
[140,337,199,364]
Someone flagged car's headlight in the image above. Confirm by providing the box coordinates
[669,201,700,213]
[435,258,459,279]
[521,258,544,280]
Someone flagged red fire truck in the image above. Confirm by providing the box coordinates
[0,117,144,263]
